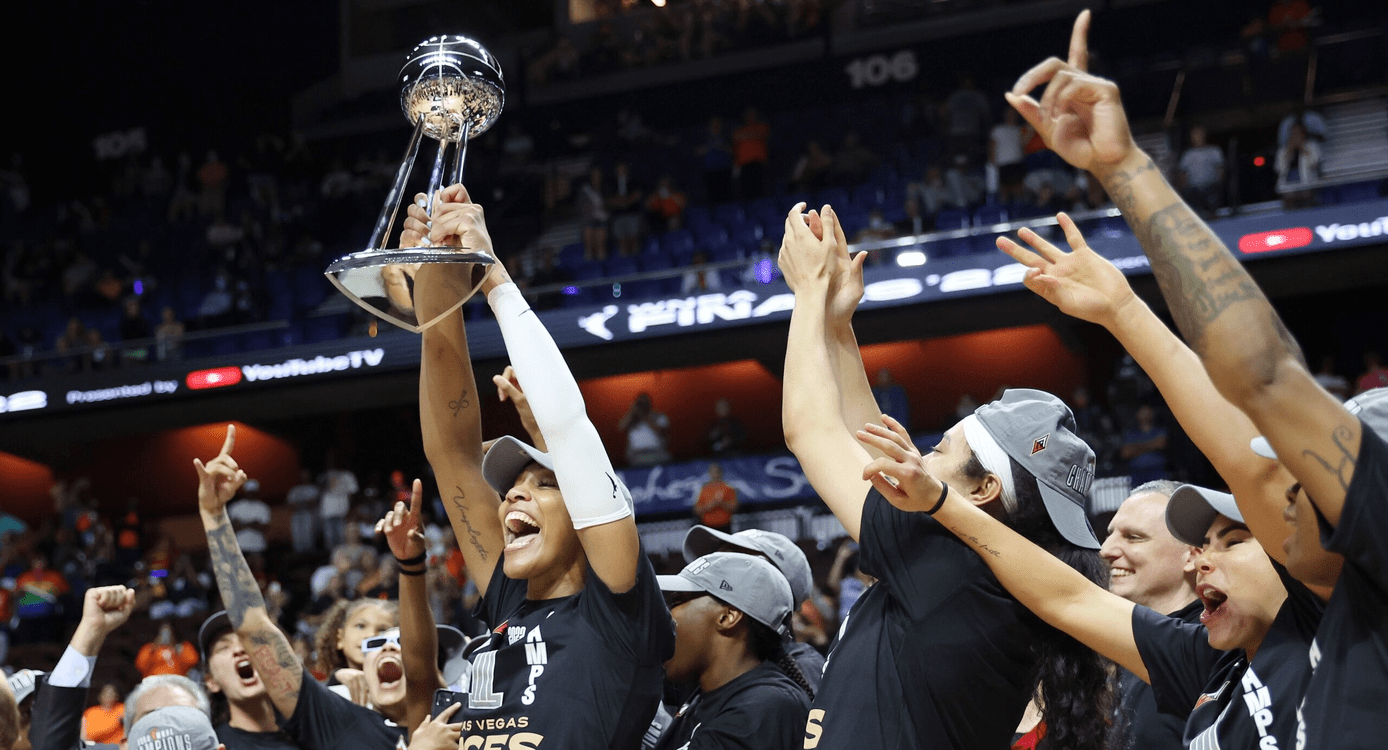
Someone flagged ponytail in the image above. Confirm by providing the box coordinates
[748,620,816,701]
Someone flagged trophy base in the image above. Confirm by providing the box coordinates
[325,245,497,333]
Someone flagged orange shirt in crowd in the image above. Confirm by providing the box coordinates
[694,480,738,530]
[732,121,770,166]
[82,703,125,744]
[135,641,199,677]
[1269,0,1311,51]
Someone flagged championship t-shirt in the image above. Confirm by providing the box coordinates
[461,544,676,750]
[215,724,301,750]
[805,489,1043,750]
[279,667,407,750]
[1132,563,1321,749]
[1296,424,1388,749]
[654,662,810,750]
[1111,600,1202,750]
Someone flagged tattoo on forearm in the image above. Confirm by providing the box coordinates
[950,527,1002,558]
[1302,424,1358,491]
[246,630,301,694]
[1102,158,1272,357]
[451,487,489,561]
[449,388,470,418]
[205,520,266,628]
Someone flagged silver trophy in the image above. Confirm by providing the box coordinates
[325,35,505,332]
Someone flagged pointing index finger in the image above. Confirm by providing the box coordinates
[220,424,236,457]
[1068,9,1091,72]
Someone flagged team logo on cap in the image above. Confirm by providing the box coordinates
[719,580,733,591]
[1031,434,1050,455]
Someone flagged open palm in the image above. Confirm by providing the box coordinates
[995,213,1137,328]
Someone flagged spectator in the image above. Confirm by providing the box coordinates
[645,176,687,232]
[732,107,770,199]
[576,167,609,262]
[1278,109,1327,147]
[227,479,271,570]
[13,554,67,644]
[829,133,877,185]
[286,468,319,554]
[1275,120,1321,208]
[826,541,871,623]
[912,165,964,214]
[318,453,358,550]
[681,251,722,293]
[896,196,926,236]
[1177,126,1225,215]
[309,547,356,600]
[706,397,746,456]
[1357,350,1388,394]
[526,247,571,311]
[607,162,645,257]
[790,139,833,191]
[871,368,911,433]
[80,684,124,745]
[119,298,153,364]
[944,153,985,207]
[1313,354,1350,400]
[135,621,199,677]
[852,209,896,243]
[619,392,671,466]
[154,307,184,362]
[1069,386,1116,471]
[196,150,228,217]
[696,117,734,203]
[1268,0,1314,52]
[943,73,991,159]
[989,107,1027,204]
[1120,404,1168,484]
[692,462,738,534]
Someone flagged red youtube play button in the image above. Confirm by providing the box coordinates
[1238,227,1313,254]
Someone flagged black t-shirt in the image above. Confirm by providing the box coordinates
[1111,600,1203,750]
[215,724,300,750]
[1132,563,1322,749]
[1297,424,1388,749]
[806,489,1043,750]
[783,641,824,694]
[654,662,810,750]
[461,543,676,750]
[279,667,407,750]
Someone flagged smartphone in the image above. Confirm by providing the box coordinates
[432,689,467,719]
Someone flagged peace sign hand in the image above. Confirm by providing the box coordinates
[995,212,1139,329]
[376,478,427,562]
[193,425,248,515]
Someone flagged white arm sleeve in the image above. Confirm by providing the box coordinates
[487,283,631,529]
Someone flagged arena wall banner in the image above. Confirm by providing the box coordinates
[3,199,1385,421]
[616,454,820,515]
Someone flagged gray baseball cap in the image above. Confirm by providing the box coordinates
[658,552,794,634]
[482,435,633,509]
[129,705,221,750]
[683,526,813,607]
[974,388,1101,549]
[1251,387,1388,459]
[1165,485,1244,547]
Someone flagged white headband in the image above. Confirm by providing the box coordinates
[960,415,1018,515]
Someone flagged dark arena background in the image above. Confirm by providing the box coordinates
[0,0,1386,727]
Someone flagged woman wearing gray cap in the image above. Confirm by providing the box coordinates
[862,415,1322,749]
[778,203,1111,750]
[652,553,810,750]
[400,188,675,750]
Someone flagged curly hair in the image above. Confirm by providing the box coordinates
[962,452,1115,750]
[312,599,400,676]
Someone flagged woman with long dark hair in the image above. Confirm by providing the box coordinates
[778,202,1112,750]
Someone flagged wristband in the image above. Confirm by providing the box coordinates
[925,484,950,515]
[398,566,427,577]
[395,551,428,567]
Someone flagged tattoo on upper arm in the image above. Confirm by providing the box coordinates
[451,486,489,562]
[449,388,470,418]
[1302,423,1358,491]
[205,520,266,629]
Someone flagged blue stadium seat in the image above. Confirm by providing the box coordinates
[691,224,729,249]
[709,244,744,263]
[304,314,348,344]
[815,187,851,210]
[604,256,638,277]
[659,229,696,255]
[558,242,587,270]
[729,221,764,248]
[974,205,1009,226]
[711,203,746,226]
[640,254,674,273]
[935,209,970,230]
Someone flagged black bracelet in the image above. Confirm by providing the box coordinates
[395,551,428,567]
[925,484,950,515]
[398,565,427,577]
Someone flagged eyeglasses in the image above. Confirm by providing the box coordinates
[361,632,402,653]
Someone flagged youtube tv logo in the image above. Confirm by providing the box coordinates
[186,366,243,390]
[1238,227,1313,254]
